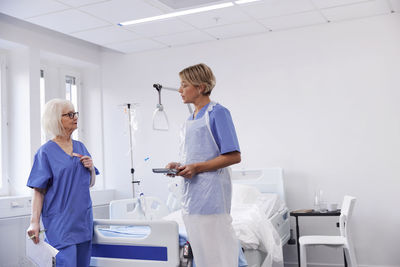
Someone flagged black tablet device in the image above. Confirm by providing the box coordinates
[152,168,178,175]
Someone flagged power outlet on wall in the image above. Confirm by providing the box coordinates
[0,196,32,218]
[10,201,24,208]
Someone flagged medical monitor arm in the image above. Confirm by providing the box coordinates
[152,84,193,114]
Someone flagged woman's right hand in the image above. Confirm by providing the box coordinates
[27,222,40,244]
[165,162,180,177]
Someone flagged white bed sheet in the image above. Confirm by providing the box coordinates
[232,183,285,267]
[163,185,285,267]
[231,193,284,267]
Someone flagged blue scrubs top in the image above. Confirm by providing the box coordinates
[27,140,99,250]
[190,102,240,154]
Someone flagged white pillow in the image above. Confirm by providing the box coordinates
[232,184,261,206]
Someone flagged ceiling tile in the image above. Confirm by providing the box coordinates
[152,30,215,46]
[71,25,141,45]
[259,11,326,30]
[0,0,69,19]
[239,0,316,19]
[57,0,111,8]
[180,5,252,29]
[103,38,166,53]
[204,21,267,39]
[389,0,400,11]
[26,9,110,33]
[311,0,371,9]
[157,0,223,10]
[79,0,163,24]
[321,0,392,21]
[125,18,195,37]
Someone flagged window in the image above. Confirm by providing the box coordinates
[40,69,46,144]
[65,75,79,140]
[0,55,8,195]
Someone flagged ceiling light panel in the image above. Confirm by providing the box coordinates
[26,9,110,33]
[71,26,141,45]
[321,0,391,21]
[259,11,326,30]
[239,0,316,19]
[180,5,251,28]
[119,2,233,25]
[80,0,163,23]
[0,0,68,19]
[125,18,195,38]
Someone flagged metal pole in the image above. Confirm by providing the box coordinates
[127,103,139,198]
[295,216,300,267]
[161,86,179,92]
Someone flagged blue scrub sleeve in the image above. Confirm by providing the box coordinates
[94,166,100,175]
[27,150,52,189]
[210,107,240,155]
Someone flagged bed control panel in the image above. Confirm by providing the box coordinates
[270,207,291,245]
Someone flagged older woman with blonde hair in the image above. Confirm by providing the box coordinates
[27,98,99,267]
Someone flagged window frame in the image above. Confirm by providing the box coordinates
[40,68,47,144]
[0,54,9,196]
[60,68,82,140]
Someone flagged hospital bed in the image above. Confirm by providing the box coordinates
[90,168,290,267]
[90,219,180,266]
[230,168,290,267]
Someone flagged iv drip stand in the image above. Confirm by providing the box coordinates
[126,103,140,198]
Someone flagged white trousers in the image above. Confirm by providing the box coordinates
[183,213,239,267]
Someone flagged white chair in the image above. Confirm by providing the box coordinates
[299,196,358,267]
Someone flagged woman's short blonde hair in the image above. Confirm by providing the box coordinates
[42,99,74,138]
[179,63,216,96]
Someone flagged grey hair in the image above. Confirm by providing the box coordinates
[42,99,74,138]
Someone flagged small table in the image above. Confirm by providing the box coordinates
[290,209,344,267]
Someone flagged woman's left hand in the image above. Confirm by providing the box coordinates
[80,156,94,170]
[177,164,198,179]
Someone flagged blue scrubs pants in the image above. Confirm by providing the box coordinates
[56,240,92,267]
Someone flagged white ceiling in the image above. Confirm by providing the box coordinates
[0,0,397,54]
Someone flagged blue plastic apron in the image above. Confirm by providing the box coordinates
[181,101,238,267]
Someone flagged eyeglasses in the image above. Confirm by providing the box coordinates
[62,112,79,119]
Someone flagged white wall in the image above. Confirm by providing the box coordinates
[101,14,400,266]
[0,14,106,266]
[5,47,30,196]
[80,66,105,189]
[0,14,104,195]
